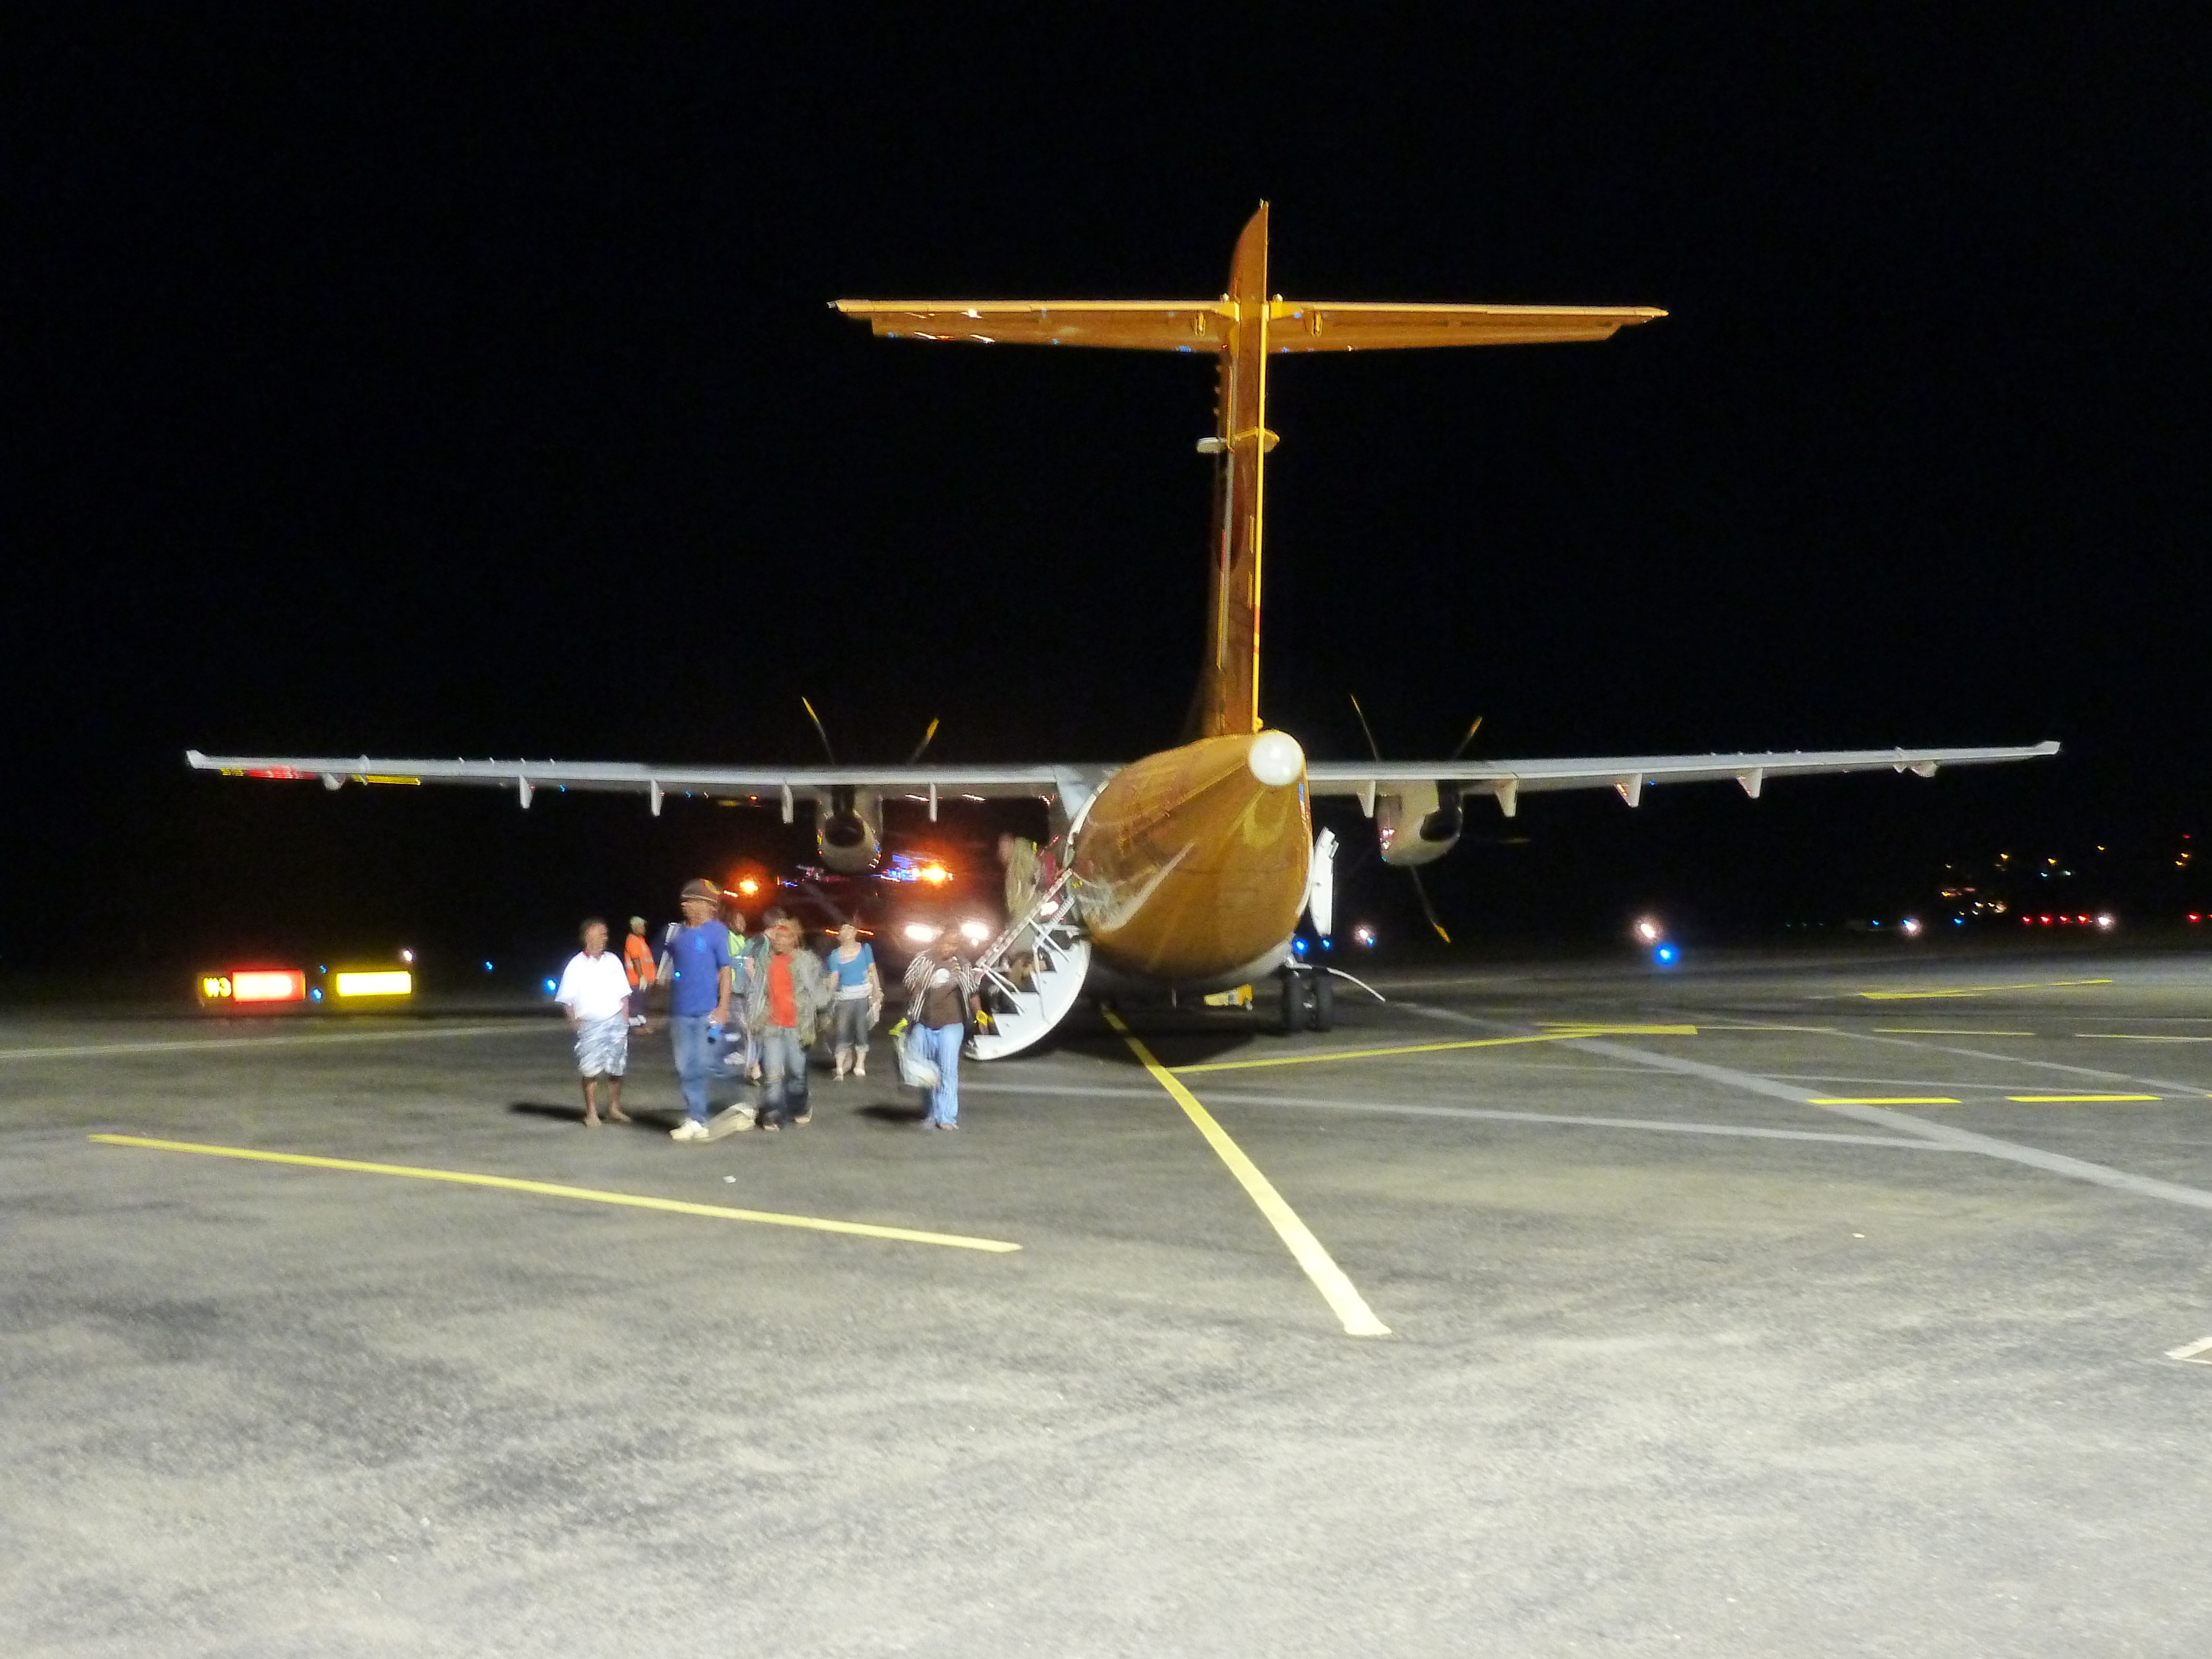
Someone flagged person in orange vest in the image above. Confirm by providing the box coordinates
[621,915,656,1027]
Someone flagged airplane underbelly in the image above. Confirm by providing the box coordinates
[1072,733,1311,984]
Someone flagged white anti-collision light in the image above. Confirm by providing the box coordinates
[1248,729,1305,787]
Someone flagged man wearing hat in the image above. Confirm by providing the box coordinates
[663,878,738,1142]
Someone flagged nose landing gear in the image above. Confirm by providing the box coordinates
[1276,962,1335,1034]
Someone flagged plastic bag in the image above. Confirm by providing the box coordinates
[897,1026,941,1090]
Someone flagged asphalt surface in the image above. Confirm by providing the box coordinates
[7,944,2212,1655]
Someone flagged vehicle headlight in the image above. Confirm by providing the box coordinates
[903,922,942,944]
[959,919,992,944]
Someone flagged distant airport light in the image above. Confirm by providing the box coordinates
[904,922,942,944]
[737,878,761,896]
[544,977,557,994]
[959,919,991,945]
[1653,943,1679,967]
[232,969,307,1004]
[399,949,415,963]
[1354,925,1376,947]
[483,961,495,972]
[1633,917,1663,944]
[921,864,951,885]
[1291,936,1310,957]
[1900,917,1924,937]
[308,988,324,1002]
[334,970,412,998]
[2096,914,2116,931]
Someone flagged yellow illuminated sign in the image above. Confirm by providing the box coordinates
[334,971,413,998]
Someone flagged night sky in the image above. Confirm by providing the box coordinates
[8,13,2208,978]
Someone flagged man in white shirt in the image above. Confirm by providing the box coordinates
[556,917,637,1127]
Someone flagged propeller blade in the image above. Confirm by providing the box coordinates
[1348,692,1384,761]
[1451,714,1485,760]
[1408,865,1452,945]
[800,696,837,764]
[906,716,941,765]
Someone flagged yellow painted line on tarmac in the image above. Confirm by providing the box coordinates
[1874,1027,2037,1036]
[1171,1026,1696,1076]
[2005,1094,2163,1103]
[88,1135,1019,1253]
[1807,1096,1962,1106]
[1103,1010,1389,1339]
[1853,978,2112,1001]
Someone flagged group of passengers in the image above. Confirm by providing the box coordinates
[551,876,980,1139]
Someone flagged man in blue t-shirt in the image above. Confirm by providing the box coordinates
[664,878,735,1141]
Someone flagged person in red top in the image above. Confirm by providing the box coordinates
[744,914,830,1131]
[620,916,657,1026]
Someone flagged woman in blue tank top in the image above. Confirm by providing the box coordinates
[828,922,881,1079]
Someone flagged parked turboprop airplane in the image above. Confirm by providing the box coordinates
[188,204,2058,1052]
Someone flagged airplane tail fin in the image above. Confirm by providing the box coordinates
[833,208,1662,744]
[1189,203,1273,738]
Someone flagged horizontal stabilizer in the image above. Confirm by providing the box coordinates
[834,298,1664,353]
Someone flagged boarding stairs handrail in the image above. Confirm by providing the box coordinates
[968,860,1090,1061]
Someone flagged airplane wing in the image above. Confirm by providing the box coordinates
[1306,741,2060,814]
[184,750,1082,814]
[833,299,1664,353]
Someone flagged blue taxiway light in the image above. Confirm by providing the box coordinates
[308,987,324,1001]
[543,978,557,994]
[483,961,494,972]
[1653,944,1680,967]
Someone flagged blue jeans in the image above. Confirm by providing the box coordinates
[758,1025,810,1126]
[920,1023,963,1125]
[670,1014,723,1124]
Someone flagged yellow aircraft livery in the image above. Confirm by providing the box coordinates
[191,206,2057,1048]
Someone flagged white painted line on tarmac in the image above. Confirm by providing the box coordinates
[1726,1019,2212,1103]
[2166,1336,2212,1363]
[1194,1092,1970,1151]
[1406,1004,2212,1218]
[966,1078,1966,1151]
[0,1023,542,1062]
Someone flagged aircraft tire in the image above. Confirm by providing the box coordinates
[1277,970,1308,1035]
[1308,969,1335,1032]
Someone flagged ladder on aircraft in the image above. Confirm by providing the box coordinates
[969,863,1090,1060]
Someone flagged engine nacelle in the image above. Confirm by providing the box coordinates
[1376,781,1463,867]
[815,786,882,874]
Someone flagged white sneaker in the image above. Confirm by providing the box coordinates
[670,1120,707,1142]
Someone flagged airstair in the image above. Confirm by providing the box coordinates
[968,863,1091,1060]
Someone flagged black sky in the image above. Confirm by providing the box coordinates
[6,11,2208,968]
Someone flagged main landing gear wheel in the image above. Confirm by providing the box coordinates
[1277,970,1308,1035]
[1308,969,1335,1033]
